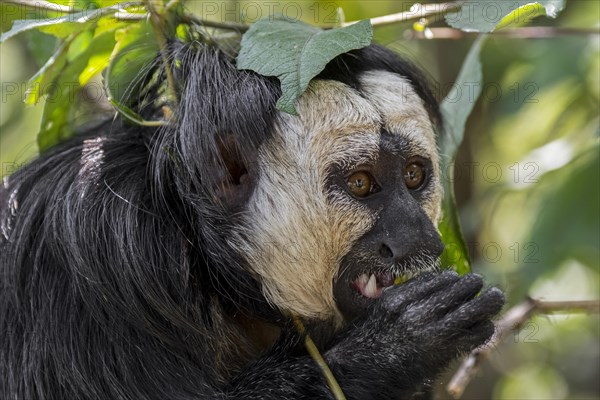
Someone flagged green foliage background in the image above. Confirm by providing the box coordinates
[1,1,598,399]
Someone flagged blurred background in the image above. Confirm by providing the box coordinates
[1,1,598,398]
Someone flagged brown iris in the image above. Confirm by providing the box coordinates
[403,162,425,190]
[346,171,374,198]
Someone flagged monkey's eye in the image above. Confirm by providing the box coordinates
[346,171,379,198]
[403,161,426,190]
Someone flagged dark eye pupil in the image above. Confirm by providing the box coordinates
[404,163,424,189]
[347,172,373,197]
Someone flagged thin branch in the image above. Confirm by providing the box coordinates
[292,314,347,400]
[3,0,144,15]
[120,1,464,31]
[181,13,249,32]
[1,0,473,35]
[165,0,180,12]
[2,0,76,13]
[114,10,148,21]
[341,1,463,28]
[533,299,600,313]
[407,26,600,40]
[447,298,600,399]
[41,4,248,30]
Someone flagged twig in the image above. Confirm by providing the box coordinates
[119,1,464,31]
[180,1,463,31]
[2,0,144,15]
[2,0,76,13]
[533,299,600,313]
[341,1,463,28]
[447,298,600,399]
[181,13,249,32]
[407,26,600,40]
[114,10,148,21]
[165,0,180,12]
[116,11,249,31]
[292,314,346,400]
[3,0,463,32]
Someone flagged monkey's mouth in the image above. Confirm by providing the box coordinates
[351,271,418,299]
[335,251,441,319]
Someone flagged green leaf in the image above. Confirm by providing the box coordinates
[67,29,93,62]
[37,81,77,152]
[237,18,373,115]
[0,2,64,32]
[439,36,486,154]
[445,0,566,33]
[105,21,160,122]
[1,10,89,42]
[36,30,117,151]
[24,16,119,105]
[0,4,127,42]
[438,36,487,274]
[78,51,111,86]
[25,39,72,105]
[23,30,59,68]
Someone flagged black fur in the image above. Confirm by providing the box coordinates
[1,40,503,399]
[317,44,442,126]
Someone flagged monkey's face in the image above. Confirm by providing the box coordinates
[331,130,444,320]
[234,71,443,323]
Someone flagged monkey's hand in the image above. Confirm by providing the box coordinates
[326,271,504,399]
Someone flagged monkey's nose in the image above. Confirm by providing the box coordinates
[378,243,395,259]
[377,236,444,262]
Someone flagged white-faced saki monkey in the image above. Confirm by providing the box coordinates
[0,37,504,400]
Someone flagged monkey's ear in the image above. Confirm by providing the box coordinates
[214,135,256,210]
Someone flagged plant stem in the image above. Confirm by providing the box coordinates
[340,1,463,28]
[144,0,178,109]
[292,314,347,400]
[3,0,76,13]
[180,13,249,32]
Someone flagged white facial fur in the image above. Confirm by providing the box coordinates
[232,72,441,321]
